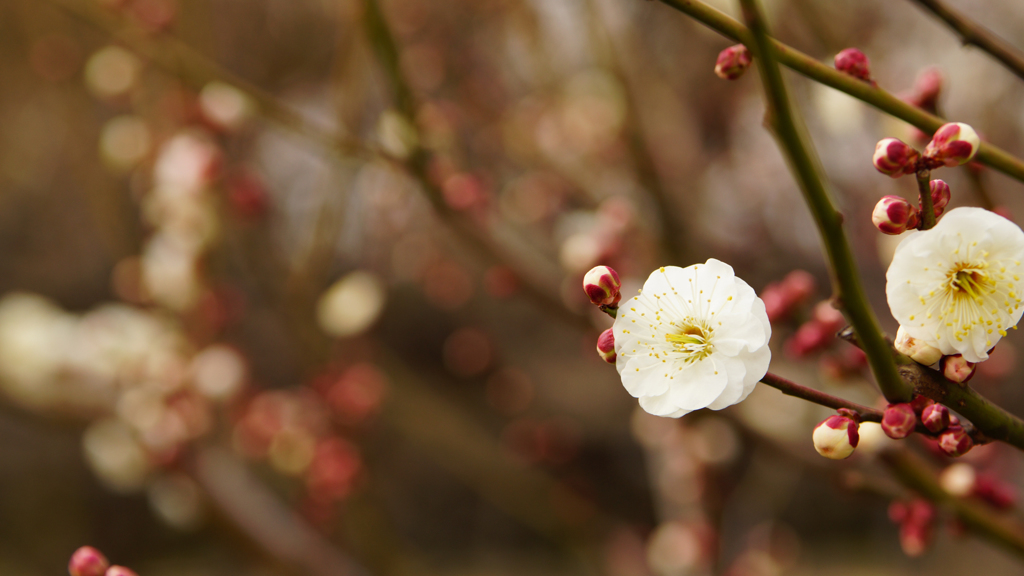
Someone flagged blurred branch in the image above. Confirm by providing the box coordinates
[908,0,1024,82]
[738,0,913,403]
[653,0,1024,186]
[880,448,1024,559]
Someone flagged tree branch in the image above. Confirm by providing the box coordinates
[759,372,884,421]
[908,0,1024,83]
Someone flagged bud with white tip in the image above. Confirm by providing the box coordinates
[69,547,109,576]
[714,45,752,80]
[834,48,872,82]
[895,326,943,366]
[938,425,973,457]
[921,403,951,433]
[941,354,976,383]
[812,414,860,459]
[872,196,919,235]
[596,328,616,364]
[939,462,976,496]
[923,122,980,167]
[873,138,920,177]
[583,265,622,307]
[881,403,917,439]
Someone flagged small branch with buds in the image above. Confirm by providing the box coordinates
[908,0,1024,83]
[737,0,913,403]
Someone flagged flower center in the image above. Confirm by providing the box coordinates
[950,267,991,300]
[665,322,713,362]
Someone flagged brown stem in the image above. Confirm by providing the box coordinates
[908,0,1024,83]
[917,169,936,229]
[760,372,883,421]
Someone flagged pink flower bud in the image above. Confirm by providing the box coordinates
[894,326,942,366]
[596,328,616,364]
[812,414,859,459]
[929,180,951,216]
[913,67,944,113]
[813,300,847,332]
[923,122,980,167]
[781,269,816,304]
[881,403,917,439]
[834,48,872,82]
[974,475,1017,510]
[873,138,920,177]
[69,546,110,576]
[910,394,935,416]
[921,403,951,433]
[105,567,139,576]
[872,196,919,235]
[898,500,936,557]
[941,354,976,383]
[784,320,831,357]
[714,45,752,80]
[582,265,621,307]
[938,425,973,457]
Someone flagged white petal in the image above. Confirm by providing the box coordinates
[666,357,728,410]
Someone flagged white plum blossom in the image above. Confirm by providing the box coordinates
[612,259,771,418]
[887,207,1024,363]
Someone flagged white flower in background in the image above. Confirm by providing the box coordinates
[887,207,1024,363]
[612,259,771,418]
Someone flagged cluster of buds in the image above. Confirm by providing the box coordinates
[888,500,936,557]
[940,463,1018,509]
[873,122,980,178]
[784,300,846,358]
[834,48,873,83]
[759,269,815,322]
[812,409,860,460]
[870,179,952,235]
[69,546,137,576]
[911,396,974,457]
[714,44,752,80]
[584,265,623,363]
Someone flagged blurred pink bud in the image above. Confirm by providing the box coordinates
[913,67,944,112]
[894,326,942,365]
[784,321,831,357]
[813,301,847,333]
[834,48,872,82]
[105,568,139,576]
[941,354,976,383]
[873,138,920,177]
[938,426,973,457]
[898,500,936,557]
[714,44,752,80]
[583,265,622,307]
[596,328,616,364]
[921,403,951,433]
[929,180,951,216]
[781,269,815,304]
[910,394,935,416]
[881,403,917,439]
[69,546,109,576]
[872,195,919,234]
[923,122,980,167]
[812,414,859,459]
[974,475,1017,510]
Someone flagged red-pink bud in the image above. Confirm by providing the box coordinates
[941,354,976,383]
[938,425,973,457]
[105,567,139,576]
[898,500,936,557]
[781,269,815,304]
[582,265,621,307]
[923,122,980,167]
[784,321,831,357]
[834,48,872,82]
[910,394,935,416]
[872,195,919,235]
[913,67,944,112]
[596,328,616,364]
[69,547,110,576]
[812,414,859,459]
[974,475,1017,510]
[881,403,917,439]
[921,403,951,433]
[714,45,752,80]
[928,180,951,217]
[873,138,920,177]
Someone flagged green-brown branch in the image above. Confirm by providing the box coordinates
[909,0,1024,83]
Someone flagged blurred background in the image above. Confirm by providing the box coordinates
[3,0,1024,574]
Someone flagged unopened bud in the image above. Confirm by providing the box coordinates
[913,67,944,112]
[921,403,951,433]
[596,328,616,364]
[69,547,110,576]
[894,326,943,366]
[938,425,973,457]
[909,394,935,415]
[834,48,872,82]
[974,475,1017,510]
[583,265,621,307]
[898,500,936,557]
[929,180,951,217]
[714,45,752,80]
[941,354,976,383]
[873,138,920,177]
[105,567,139,576]
[812,414,859,459]
[923,122,980,167]
[872,196,919,235]
[881,403,917,439]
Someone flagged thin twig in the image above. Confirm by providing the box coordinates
[738,0,913,403]
[908,0,1024,83]
[760,372,883,421]
[653,0,1024,186]
[917,169,936,229]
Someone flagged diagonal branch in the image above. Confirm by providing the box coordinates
[908,0,1024,83]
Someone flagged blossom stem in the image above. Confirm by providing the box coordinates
[652,0,1024,186]
[917,170,937,229]
[738,0,913,403]
[907,0,1024,83]
[880,448,1024,559]
[760,373,883,421]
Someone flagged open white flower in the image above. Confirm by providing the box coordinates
[887,207,1024,363]
[613,259,771,418]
